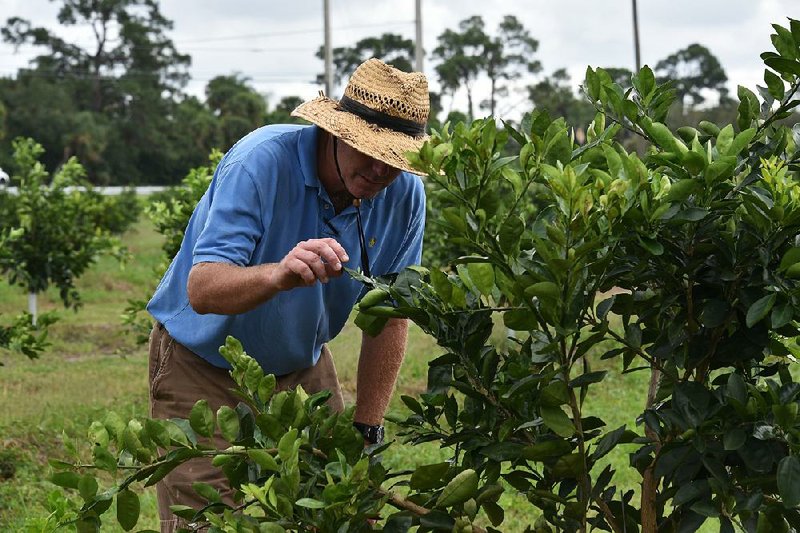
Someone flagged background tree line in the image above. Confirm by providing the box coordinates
[0,0,795,185]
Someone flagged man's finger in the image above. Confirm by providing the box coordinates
[284,257,316,285]
[298,239,349,269]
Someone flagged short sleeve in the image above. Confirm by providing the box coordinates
[193,162,270,266]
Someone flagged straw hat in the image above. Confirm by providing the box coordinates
[292,58,430,175]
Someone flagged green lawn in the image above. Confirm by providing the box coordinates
[0,217,675,532]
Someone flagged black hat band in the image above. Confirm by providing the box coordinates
[338,95,426,138]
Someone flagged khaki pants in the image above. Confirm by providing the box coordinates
[148,323,345,533]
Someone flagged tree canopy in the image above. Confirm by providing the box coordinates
[654,43,729,112]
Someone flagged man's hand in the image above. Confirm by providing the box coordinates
[273,238,350,290]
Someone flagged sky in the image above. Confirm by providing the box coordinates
[0,0,797,120]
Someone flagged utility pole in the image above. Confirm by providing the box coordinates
[324,0,333,96]
[631,0,641,71]
[414,0,423,72]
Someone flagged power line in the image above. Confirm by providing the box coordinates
[170,20,415,44]
[0,19,415,58]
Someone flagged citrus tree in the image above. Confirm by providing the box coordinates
[0,138,126,325]
[48,19,800,533]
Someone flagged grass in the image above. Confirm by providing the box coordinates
[0,216,684,532]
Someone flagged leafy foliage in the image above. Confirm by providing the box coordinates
[654,43,730,112]
[0,311,57,362]
[51,337,494,532]
[388,18,800,532]
[0,137,126,312]
[0,0,193,185]
[433,15,539,120]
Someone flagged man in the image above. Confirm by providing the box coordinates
[146,58,429,530]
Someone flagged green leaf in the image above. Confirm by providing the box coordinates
[716,124,735,154]
[723,428,747,450]
[522,439,573,461]
[92,446,117,473]
[638,237,664,256]
[764,69,786,99]
[699,299,729,328]
[592,426,633,461]
[483,500,505,526]
[645,120,687,154]
[772,303,793,329]
[672,207,709,222]
[541,406,574,437]
[278,428,299,461]
[410,462,450,490]
[354,311,388,337]
[51,471,81,489]
[682,150,707,175]
[501,167,523,196]
[436,469,479,508]
[116,489,140,531]
[466,262,495,297]
[585,67,600,101]
[778,456,800,507]
[189,400,215,438]
[78,474,98,501]
[746,293,776,328]
[787,263,800,279]
[169,504,198,519]
[192,482,221,503]
[430,268,453,303]
[705,157,737,184]
[499,215,525,254]
[779,247,800,272]
[258,374,276,403]
[248,449,280,472]
[726,374,748,405]
[525,281,560,301]
[633,66,656,98]
[216,405,240,443]
[503,309,537,331]
[764,57,800,77]
[726,128,757,157]
[569,371,607,388]
[664,179,701,202]
[296,497,325,509]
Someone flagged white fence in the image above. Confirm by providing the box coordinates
[0,185,168,195]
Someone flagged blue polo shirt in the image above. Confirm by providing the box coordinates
[147,124,425,375]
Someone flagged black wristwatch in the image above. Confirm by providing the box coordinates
[353,422,385,445]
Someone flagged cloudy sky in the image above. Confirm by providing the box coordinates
[1,0,797,119]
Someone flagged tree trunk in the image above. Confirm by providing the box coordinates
[28,291,38,326]
[490,78,496,117]
[640,366,661,532]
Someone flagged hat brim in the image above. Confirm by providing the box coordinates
[292,96,428,175]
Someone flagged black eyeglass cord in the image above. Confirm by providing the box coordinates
[332,137,371,278]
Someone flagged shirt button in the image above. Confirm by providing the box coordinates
[323,203,331,210]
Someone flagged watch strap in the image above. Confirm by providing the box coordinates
[353,422,385,444]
